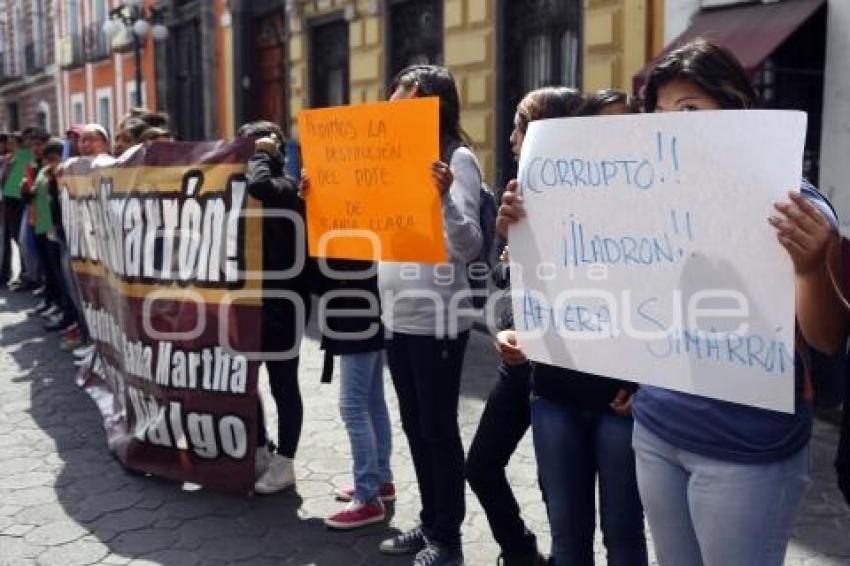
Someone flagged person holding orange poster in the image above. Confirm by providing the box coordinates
[376,65,484,566]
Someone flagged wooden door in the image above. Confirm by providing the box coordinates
[253,11,287,127]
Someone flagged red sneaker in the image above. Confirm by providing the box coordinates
[324,499,386,530]
[335,482,396,503]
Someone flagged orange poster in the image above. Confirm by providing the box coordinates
[298,97,446,263]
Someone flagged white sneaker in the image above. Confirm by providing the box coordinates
[73,343,95,359]
[40,304,60,319]
[74,350,95,367]
[255,445,272,480]
[254,454,295,494]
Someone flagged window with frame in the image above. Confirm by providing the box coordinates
[13,1,24,76]
[507,0,581,89]
[70,93,85,124]
[7,101,19,131]
[86,0,108,60]
[96,88,113,138]
[387,0,442,81]
[126,81,146,110]
[0,6,6,77]
[66,0,82,64]
[30,0,45,69]
[498,0,581,185]
[309,19,349,108]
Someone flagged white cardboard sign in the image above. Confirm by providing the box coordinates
[510,111,807,413]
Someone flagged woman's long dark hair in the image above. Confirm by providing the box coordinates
[579,89,640,116]
[389,64,468,153]
[515,86,583,132]
[643,38,757,112]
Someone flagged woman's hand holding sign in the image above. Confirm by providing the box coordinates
[496,179,526,238]
[769,191,834,276]
[431,160,453,196]
[494,330,527,366]
[770,190,848,355]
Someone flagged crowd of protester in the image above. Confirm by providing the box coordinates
[1,38,849,566]
[0,112,174,368]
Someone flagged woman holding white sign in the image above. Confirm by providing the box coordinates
[631,39,847,566]
[466,86,584,566]
[497,39,848,566]
[507,90,649,566]
[377,65,483,566]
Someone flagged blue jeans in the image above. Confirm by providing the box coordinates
[532,397,647,566]
[632,421,810,566]
[340,350,392,503]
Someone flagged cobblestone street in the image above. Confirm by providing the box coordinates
[1,290,849,566]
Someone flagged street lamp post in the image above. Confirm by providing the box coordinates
[102,0,169,109]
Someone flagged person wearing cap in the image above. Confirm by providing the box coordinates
[64,125,85,159]
[80,124,111,157]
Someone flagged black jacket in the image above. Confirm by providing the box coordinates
[245,150,309,299]
[313,258,384,356]
[47,173,64,241]
[245,150,311,355]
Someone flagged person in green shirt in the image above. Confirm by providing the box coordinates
[33,138,77,333]
[2,133,33,289]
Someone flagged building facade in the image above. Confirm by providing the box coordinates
[53,0,234,141]
[0,0,58,134]
[660,0,848,227]
[156,0,227,141]
[230,0,661,184]
[55,0,158,139]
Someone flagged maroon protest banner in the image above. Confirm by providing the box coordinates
[58,140,264,494]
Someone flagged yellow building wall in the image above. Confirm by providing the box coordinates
[285,0,658,178]
[444,0,496,178]
[287,0,385,138]
[583,0,650,91]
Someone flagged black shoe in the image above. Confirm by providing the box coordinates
[31,300,50,314]
[414,542,463,566]
[11,279,37,292]
[44,315,71,332]
[379,526,427,555]
[497,550,548,566]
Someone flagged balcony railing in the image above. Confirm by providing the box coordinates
[0,52,22,83]
[0,53,9,82]
[84,22,110,62]
[60,34,85,68]
[24,43,45,75]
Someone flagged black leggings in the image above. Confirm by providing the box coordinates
[466,361,538,556]
[387,331,469,547]
[37,237,77,325]
[256,298,306,459]
[257,357,302,458]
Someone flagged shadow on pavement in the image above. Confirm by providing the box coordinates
[0,290,412,565]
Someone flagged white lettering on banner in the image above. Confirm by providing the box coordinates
[510,110,807,413]
[82,301,248,394]
[59,171,247,285]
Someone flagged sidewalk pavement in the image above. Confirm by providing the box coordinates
[1,289,849,565]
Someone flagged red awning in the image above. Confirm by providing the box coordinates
[634,0,826,91]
